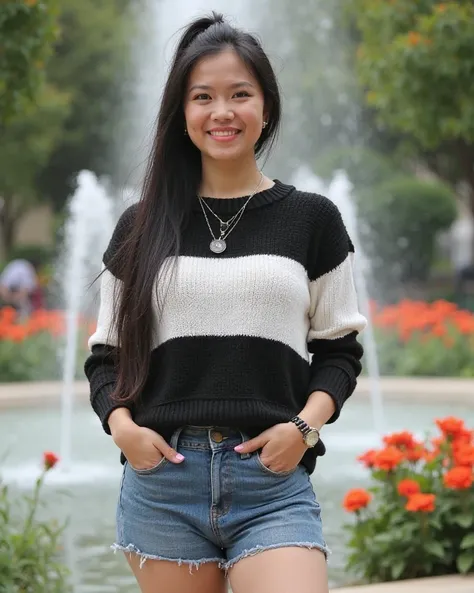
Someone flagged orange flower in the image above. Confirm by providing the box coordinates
[408,31,421,46]
[383,431,418,450]
[453,443,474,467]
[43,451,59,470]
[343,488,372,513]
[436,417,466,439]
[443,466,473,490]
[357,449,377,468]
[405,493,436,513]
[397,479,421,497]
[372,446,405,472]
[405,445,427,462]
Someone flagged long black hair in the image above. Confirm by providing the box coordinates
[110,11,282,403]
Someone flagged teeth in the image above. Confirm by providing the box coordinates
[210,130,238,136]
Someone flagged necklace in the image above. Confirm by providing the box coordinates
[198,172,264,254]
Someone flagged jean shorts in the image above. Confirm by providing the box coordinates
[113,426,329,571]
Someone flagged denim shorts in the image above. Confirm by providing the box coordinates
[113,426,329,571]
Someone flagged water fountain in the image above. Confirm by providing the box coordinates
[59,170,115,471]
[292,165,385,435]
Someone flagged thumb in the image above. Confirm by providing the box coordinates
[153,435,185,464]
[234,435,267,454]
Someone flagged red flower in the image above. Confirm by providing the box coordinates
[357,449,377,468]
[372,447,405,472]
[43,451,59,470]
[405,493,436,513]
[443,466,473,490]
[436,417,466,439]
[397,479,421,497]
[343,488,372,513]
[383,431,418,450]
[453,444,474,467]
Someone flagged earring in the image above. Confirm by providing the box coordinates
[184,128,188,135]
[262,121,268,129]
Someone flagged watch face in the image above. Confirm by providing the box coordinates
[305,430,319,447]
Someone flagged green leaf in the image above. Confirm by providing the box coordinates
[461,533,474,550]
[454,513,473,529]
[390,559,406,580]
[425,541,445,560]
[457,552,474,574]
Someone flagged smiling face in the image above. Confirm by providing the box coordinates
[184,49,267,163]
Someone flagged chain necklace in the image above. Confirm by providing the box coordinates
[198,172,264,254]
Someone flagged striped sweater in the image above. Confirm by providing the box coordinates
[84,180,366,474]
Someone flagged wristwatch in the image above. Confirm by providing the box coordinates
[290,416,320,448]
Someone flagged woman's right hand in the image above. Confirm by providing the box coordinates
[108,408,185,470]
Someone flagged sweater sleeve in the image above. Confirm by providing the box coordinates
[84,204,137,434]
[307,199,367,423]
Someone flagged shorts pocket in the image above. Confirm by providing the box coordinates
[129,456,169,475]
[255,451,299,477]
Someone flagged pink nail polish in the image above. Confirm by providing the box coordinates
[176,453,185,461]
[234,445,244,452]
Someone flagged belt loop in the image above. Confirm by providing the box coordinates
[170,426,184,450]
[239,430,251,460]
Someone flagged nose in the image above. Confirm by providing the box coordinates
[211,99,234,122]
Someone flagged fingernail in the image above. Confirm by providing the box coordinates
[176,453,185,461]
[234,445,244,452]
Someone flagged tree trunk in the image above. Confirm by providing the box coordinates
[0,195,19,260]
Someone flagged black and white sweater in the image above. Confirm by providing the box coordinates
[85,180,366,474]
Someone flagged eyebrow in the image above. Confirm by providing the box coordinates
[188,81,255,93]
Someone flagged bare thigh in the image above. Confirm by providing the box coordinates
[228,547,328,593]
[126,554,226,593]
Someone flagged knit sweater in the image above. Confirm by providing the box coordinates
[84,180,366,474]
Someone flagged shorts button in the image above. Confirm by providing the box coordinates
[211,431,223,443]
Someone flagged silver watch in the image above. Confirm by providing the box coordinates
[290,416,320,448]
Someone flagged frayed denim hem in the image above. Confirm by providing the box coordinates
[111,543,223,572]
[221,541,331,573]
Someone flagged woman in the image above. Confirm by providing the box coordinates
[85,12,366,593]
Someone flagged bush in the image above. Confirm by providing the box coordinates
[0,451,71,591]
[356,177,457,299]
[343,418,474,583]
[371,300,474,377]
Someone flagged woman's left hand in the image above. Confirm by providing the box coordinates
[234,422,308,473]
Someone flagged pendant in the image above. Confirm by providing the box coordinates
[210,239,226,254]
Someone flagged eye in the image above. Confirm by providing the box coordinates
[233,91,250,98]
[193,93,211,101]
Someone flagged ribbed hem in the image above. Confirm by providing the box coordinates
[136,397,294,429]
[307,365,354,423]
[192,180,294,214]
[91,382,134,435]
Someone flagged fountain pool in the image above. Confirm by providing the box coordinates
[2,396,473,592]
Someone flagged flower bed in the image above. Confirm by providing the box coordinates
[343,417,474,583]
[0,307,93,382]
[372,300,474,377]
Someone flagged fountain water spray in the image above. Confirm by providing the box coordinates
[292,166,385,434]
[59,171,115,470]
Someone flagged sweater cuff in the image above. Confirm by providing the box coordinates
[91,382,134,435]
[307,365,354,424]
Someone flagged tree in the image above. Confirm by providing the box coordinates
[0,0,59,124]
[347,1,474,211]
[0,85,69,256]
[37,0,138,211]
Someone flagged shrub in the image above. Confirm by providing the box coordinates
[343,418,474,583]
[0,451,71,591]
[0,306,92,381]
[371,299,474,377]
[356,177,457,299]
